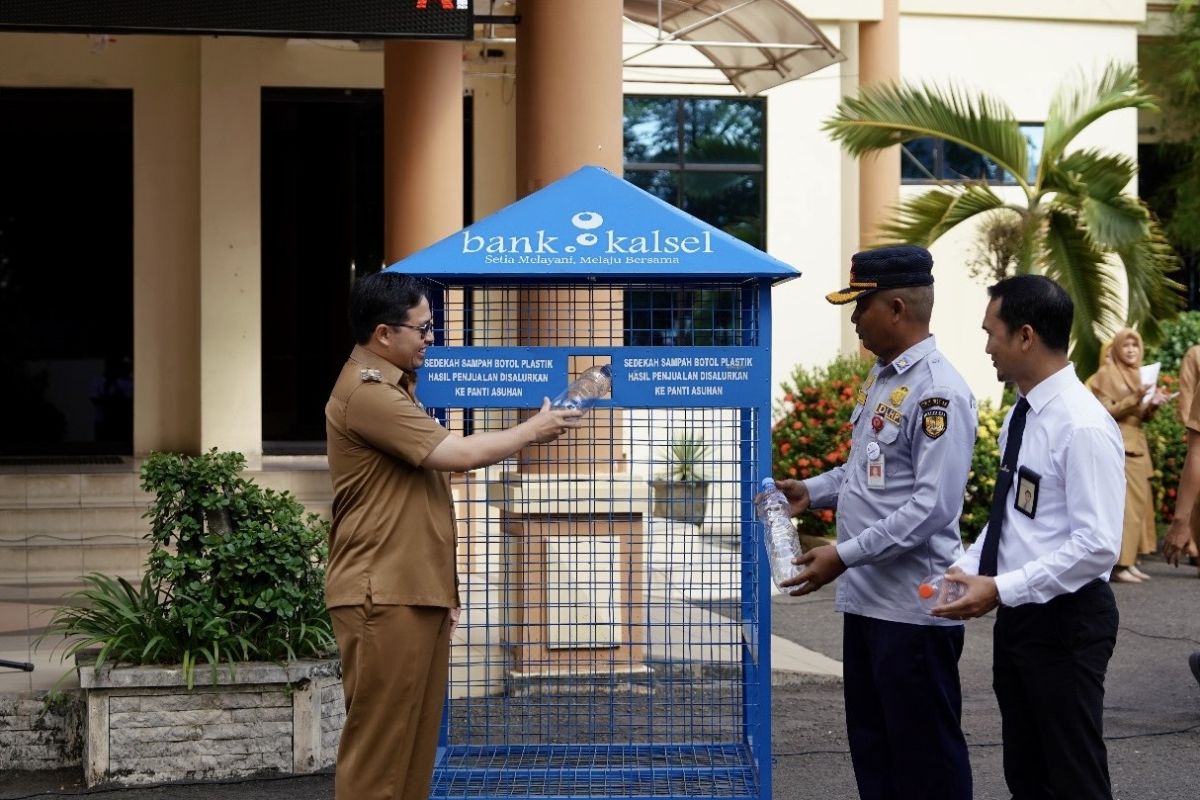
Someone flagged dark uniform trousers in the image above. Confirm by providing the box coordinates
[843,613,972,800]
[993,579,1118,800]
[331,600,452,800]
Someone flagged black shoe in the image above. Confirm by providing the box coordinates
[1190,652,1200,689]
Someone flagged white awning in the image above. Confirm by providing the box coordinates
[621,0,844,95]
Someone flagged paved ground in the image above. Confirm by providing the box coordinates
[2,557,1198,799]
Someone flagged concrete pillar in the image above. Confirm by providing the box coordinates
[515,0,625,472]
[198,38,262,464]
[383,41,464,261]
[857,0,900,248]
[515,0,623,192]
[132,41,201,456]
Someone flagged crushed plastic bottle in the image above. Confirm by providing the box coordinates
[916,573,967,612]
[755,478,805,590]
[551,365,612,413]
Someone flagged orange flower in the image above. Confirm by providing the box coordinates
[780,442,792,455]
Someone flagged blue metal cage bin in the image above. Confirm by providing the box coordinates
[384,167,801,800]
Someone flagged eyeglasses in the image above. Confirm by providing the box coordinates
[388,320,436,337]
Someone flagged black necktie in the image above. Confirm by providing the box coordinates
[979,397,1030,577]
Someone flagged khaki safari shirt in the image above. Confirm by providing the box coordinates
[324,345,458,609]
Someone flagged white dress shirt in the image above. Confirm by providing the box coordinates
[955,365,1124,606]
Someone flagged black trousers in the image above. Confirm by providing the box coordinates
[843,613,972,800]
[993,579,1118,800]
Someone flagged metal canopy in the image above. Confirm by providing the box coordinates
[621,0,844,95]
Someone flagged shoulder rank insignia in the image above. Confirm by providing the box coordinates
[359,368,383,383]
[920,397,949,439]
[863,373,877,390]
[874,402,902,426]
[890,385,909,406]
[855,389,867,406]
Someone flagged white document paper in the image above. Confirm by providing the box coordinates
[1141,362,1161,403]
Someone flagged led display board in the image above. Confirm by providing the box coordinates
[0,0,473,40]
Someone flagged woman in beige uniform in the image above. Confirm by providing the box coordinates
[1088,328,1169,583]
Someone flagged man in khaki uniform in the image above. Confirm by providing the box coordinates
[1177,344,1200,428]
[1166,365,1200,689]
[325,271,581,800]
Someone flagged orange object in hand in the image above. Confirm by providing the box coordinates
[918,583,936,600]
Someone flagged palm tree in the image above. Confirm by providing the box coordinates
[824,62,1182,375]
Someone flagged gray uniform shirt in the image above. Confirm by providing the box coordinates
[804,335,977,626]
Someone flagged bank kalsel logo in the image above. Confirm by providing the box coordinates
[462,211,713,265]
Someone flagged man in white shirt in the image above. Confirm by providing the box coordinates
[933,275,1123,800]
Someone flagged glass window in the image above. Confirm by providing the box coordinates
[901,123,1044,185]
[623,96,764,347]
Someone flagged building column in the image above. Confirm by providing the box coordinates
[515,0,623,192]
[515,0,625,471]
[198,38,262,464]
[383,41,464,262]
[857,0,900,248]
[133,40,201,456]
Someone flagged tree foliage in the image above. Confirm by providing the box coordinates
[824,63,1183,375]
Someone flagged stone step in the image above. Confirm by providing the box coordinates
[0,468,334,512]
[0,467,333,586]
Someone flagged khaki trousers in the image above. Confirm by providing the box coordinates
[1119,451,1154,565]
[331,601,451,800]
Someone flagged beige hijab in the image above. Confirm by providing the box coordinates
[1089,328,1143,400]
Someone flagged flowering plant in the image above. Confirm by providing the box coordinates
[771,356,872,538]
[960,402,1003,540]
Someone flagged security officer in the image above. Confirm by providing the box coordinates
[325,271,581,800]
[773,245,977,800]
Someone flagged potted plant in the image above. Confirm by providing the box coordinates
[40,449,341,786]
[649,433,712,526]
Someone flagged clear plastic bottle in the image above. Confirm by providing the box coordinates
[916,573,967,612]
[756,478,805,590]
[551,365,612,412]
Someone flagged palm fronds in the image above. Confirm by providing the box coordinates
[824,81,1029,188]
[878,184,1009,246]
[1042,64,1157,165]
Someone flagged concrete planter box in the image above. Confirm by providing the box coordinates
[76,656,343,787]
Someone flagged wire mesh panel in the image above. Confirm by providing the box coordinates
[419,280,775,800]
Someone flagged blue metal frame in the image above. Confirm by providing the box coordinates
[387,164,799,800]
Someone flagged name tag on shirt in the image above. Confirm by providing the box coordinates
[1015,466,1040,518]
[866,453,886,489]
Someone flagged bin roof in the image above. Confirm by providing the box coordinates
[384,165,801,283]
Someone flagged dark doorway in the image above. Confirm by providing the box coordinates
[261,88,474,453]
[0,88,133,457]
[261,88,385,452]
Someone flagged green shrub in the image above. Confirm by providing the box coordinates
[43,449,334,687]
[771,355,872,538]
[961,402,1003,541]
[1146,371,1188,528]
[1144,310,1200,375]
